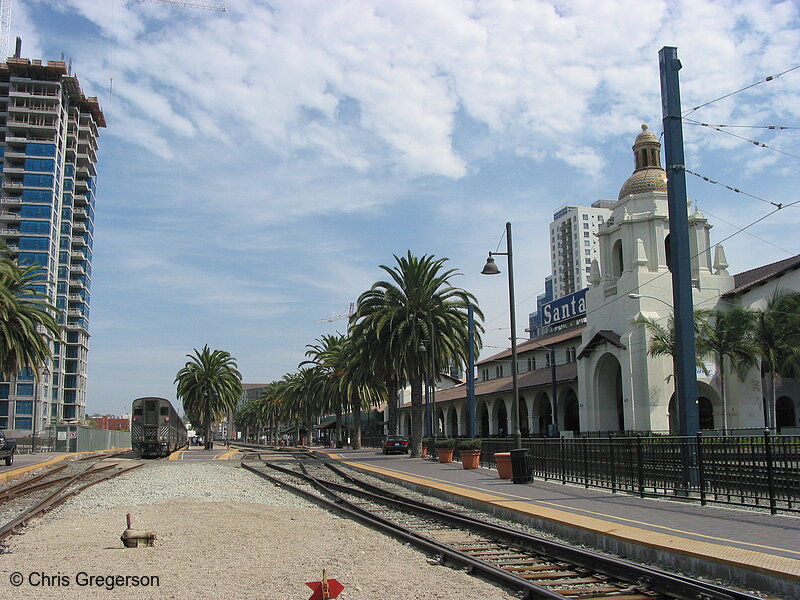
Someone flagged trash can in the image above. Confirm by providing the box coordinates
[510,448,534,484]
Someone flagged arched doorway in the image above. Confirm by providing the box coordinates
[448,406,458,437]
[595,353,624,432]
[519,396,529,436]
[776,396,797,431]
[495,400,508,437]
[699,396,714,431]
[479,403,490,437]
[563,388,580,433]
[669,392,718,433]
[533,393,551,435]
[402,412,412,436]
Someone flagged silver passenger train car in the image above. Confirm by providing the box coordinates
[131,397,187,458]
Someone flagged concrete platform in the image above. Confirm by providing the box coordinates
[319,448,800,598]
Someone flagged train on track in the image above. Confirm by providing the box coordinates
[131,397,187,458]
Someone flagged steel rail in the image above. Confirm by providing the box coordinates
[242,459,571,600]
[0,463,118,502]
[0,462,143,541]
[0,464,69,499]
[317,462,757,600]
[254,457,750,600]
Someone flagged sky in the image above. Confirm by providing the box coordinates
[8,0,800,416]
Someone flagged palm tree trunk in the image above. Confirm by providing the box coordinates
[205,404,212,450]
[768,366,777,430]
[335,399,343,449]
[387,381,398,436]
[352,395,362,450]
[410,375,424,457]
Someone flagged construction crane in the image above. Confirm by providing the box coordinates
[0,0,226,58]
[134,0,226,11]
[315,303,355,325]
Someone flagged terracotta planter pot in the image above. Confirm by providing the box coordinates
[437,447,454,463]
[494,452,512,479]
[461,449,481,469]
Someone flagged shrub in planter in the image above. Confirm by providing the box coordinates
[457,438,483,469]
[456,438,483,451]
[421,438,433,457]
[435,438,456,463]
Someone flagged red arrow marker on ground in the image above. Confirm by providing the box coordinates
[306,570,344,600]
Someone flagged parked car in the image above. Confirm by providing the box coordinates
[0,431,17,466]
[382,435,410,455]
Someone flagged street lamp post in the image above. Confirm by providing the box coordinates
[482,222,522,449]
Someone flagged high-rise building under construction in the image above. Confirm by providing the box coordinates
[0,54,105,435]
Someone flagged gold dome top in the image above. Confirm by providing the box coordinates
[618,124,667,200]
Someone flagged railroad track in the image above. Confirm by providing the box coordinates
[0,457,144,543]
[242,452,763,600]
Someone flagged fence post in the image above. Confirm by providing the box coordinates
[560,437,566,484]
[696,432,706,506]
[582,437,589,488]
[609,437,616,494]
[636,436,644,498]
[764,428,777,515]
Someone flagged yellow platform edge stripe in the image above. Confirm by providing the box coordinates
[0,447,124,483]
[217,449,239,460]
[341,459,800,580]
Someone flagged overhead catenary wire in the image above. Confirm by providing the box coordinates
[683,120,800,162]
[683,168,783,209]
[683,64,800,117]
[683,120,800,131]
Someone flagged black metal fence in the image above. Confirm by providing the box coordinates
[474,433,799,514]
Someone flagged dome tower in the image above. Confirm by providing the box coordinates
[618,124,667,200]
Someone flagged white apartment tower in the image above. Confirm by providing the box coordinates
[0,55,105,435]
[549,200,614,299]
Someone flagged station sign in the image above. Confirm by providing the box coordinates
[541,288,587,327]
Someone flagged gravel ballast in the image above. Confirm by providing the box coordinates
[1,461,517,599]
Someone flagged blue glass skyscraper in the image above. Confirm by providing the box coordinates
[0,56,105,436]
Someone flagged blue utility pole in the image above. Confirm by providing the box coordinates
[467,304,476,438]
[659,47,701,440]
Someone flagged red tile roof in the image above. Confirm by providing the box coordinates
[477,324,585,365]
[723,254,800,298]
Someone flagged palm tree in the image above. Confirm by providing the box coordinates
[701,307,759,434]
[0,258,61,379]
[283,367,325,446]
[304,334,348,447]
[175,345,243,450]
[633,309,711,379]
[338,333,387,449]
[350,252,483,457]
[257,381,286,444]
[752,290,800,429]
[633,309,711,432]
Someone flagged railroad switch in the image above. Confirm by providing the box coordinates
[120,513,156,548]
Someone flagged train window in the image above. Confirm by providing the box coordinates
[133,407,142,415]
[160,406,169,416]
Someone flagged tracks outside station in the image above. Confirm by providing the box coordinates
[0,452,144,545]
[242,448,765,600]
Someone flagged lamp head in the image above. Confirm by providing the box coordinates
[628,293,642,299]
[481,255,501,275]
